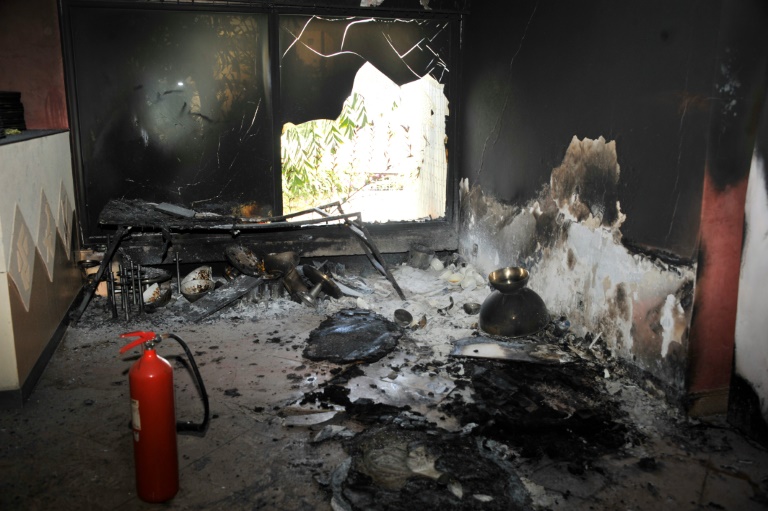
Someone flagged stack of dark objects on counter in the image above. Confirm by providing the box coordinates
[0,91,26,137]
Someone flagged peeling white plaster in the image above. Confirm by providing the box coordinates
[660,294,684,358]
[551,136,626,230]
[459,136,695,388]
[735,152,768,421]
[528,221,691,361]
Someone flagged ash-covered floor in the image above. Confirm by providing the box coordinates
[1,257,767,510]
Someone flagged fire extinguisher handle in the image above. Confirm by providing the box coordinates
[119,331,159,354]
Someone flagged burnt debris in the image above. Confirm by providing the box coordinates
[331,426,533,511]
[442,358,639,463]
[312,343,640,510]
[296,313,642,510]
[303,309,404,364]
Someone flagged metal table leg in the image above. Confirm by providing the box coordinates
[70,226,132,324]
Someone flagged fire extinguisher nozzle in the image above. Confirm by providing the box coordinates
[119,331,160,354]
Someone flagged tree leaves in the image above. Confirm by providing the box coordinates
[281,93,371,211]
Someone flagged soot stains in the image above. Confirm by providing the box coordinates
[532,194,568,248]
[615,283,631,321]
[550,136,622,228]
[677,279,694,313]
[567,248,577,270]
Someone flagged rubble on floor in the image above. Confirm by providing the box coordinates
[2,254,767,510]
[329,426,532,511]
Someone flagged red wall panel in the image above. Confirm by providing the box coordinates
[0,0,68,130]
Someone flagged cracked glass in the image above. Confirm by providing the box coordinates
[69,7,272,242]
[67,6,455,243]
[279,15,453,222]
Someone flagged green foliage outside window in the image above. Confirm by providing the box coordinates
[281,93,371,212]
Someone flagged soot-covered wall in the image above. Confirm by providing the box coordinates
[461,0,720,259]
[458,0,766,400]
[685,1,768,415]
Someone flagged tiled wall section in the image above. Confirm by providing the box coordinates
[8,205,36,310]
[8,222,80,387]
[0,132,80,391]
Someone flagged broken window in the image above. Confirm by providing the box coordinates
[279,15,453,222]
[62,3,457,245]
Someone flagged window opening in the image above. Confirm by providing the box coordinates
[279,15,452,223]
[62,4,457,247]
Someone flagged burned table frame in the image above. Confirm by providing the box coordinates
[70,199,405,324]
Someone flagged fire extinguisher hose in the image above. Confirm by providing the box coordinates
[163,333,210,435]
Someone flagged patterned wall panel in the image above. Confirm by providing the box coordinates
[8,207,34,311]
[37,191,57,281]
[56,181,72,260]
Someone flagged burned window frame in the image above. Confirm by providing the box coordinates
[60,0,462,258]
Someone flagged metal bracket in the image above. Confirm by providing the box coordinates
[70,225,132,325]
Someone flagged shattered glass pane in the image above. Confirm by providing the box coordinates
[280,16,452,121]
[279,15,453,221]
[69,7,273,243]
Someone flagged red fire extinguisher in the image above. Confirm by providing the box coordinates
[119,331,179,503]
[119,330,210,503]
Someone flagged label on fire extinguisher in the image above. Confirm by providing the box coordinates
[131,399,141,430]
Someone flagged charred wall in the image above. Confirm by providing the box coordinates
[459,137,695,391]
[460,0,721,259]
[458,0,766,399]
[686,0,768,414]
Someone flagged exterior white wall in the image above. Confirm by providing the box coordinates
[343,63,448,222]
[734,152,768,422]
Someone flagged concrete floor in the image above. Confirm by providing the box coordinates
[1,263,767,510]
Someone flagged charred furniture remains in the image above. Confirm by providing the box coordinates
[71,199,405,324]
